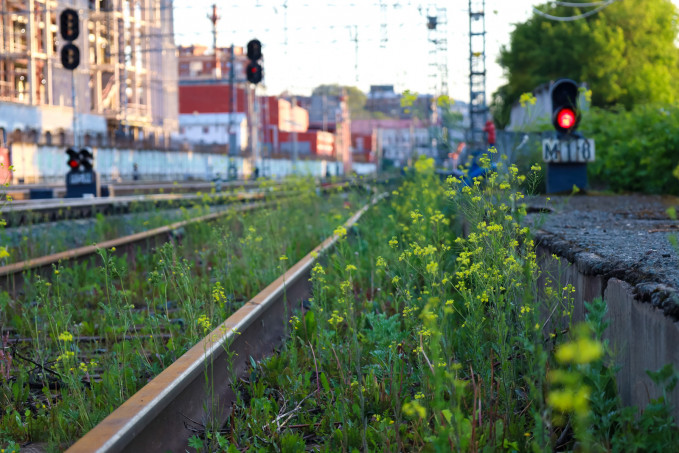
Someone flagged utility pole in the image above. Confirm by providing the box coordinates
[208,4,221,78]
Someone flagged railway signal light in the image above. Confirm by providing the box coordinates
[550,79,580,135]
[245,39,263,85]
[61,43,80,70]
[246,39,262,61]
[79,148,93,171]
[246,62,263,84]
[59,9,80,70]
[59,8,79,41]
[66,148,94,172]
[66,148,80,171]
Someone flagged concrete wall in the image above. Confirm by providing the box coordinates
[536,246,679,419]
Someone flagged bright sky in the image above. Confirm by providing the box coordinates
[173,0,679,101]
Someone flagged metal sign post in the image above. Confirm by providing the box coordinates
[71,71,78,148]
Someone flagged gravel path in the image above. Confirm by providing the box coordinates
[526,194,679,320]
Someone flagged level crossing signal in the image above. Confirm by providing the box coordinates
[550,79,580,135]
[59,9,80,70]
[246,39,263,84]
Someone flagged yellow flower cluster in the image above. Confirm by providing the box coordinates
[58,331,74,342]
[333,225,347,239]
[327,310,344,327]
[197,314,212,332]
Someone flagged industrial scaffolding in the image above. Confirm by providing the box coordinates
[0,0,177,143]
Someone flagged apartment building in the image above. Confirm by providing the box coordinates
[0,0,178,145]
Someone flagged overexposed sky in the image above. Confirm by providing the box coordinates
[173,0,679,101]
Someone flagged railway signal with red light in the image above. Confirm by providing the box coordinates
[246,62,263,84]
[245,39,263,85]
[550,79,580,135]
[66,148,80,171]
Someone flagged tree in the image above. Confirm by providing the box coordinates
[492,0,679,127]
[311,84,368,119]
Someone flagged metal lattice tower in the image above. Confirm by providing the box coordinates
[379,0,388,48]
[425,6,449,98]
[468,0,487,147]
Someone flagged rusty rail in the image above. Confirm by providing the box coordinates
[0,200,272,293]
[0,179,376,292]
[66,193,387,453]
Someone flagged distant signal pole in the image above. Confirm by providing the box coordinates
[208,4,221,78]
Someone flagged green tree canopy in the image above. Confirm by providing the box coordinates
[311,84,369,118]
[492,0,679,127]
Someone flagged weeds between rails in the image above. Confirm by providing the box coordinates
[197,157,679,452]
[1,186,294,264]
[0,178,373,452]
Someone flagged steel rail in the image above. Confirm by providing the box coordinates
[2,175,385,226]
[0,180,361,279]
[66,192,387,453]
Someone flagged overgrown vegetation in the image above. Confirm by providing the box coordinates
[192,156,679,451]
[492,0,679,127]
[582,104,679,194]
[0,179,371,451]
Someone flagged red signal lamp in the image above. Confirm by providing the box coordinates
[68,159,80,169]
[556,108,576,130]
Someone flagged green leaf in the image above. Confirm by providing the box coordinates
[320,372,331,394]
[441,409,452,424]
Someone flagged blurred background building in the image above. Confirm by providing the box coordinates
[0,0,178,147]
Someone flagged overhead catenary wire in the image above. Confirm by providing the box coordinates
[533,0,620,22]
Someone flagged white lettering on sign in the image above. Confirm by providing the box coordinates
[69,172,93,184]
[542,138,595,163]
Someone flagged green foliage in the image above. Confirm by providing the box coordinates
[493,0,679,126]
[311,84,371,119]
[0,179,373,450]
[582,104,679,194]
[217,161,678,451]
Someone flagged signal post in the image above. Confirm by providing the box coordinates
[542,79,595,193]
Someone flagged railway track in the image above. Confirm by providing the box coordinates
[0,179,368,292]
[1,177,358,227]
[6,179,262,201]
[66,193,387,452]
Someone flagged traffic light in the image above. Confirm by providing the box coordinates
[550,79,580,135]
[66,148,80,171]
[245,39,263,85]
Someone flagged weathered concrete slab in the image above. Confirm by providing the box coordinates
[529,195,679,419]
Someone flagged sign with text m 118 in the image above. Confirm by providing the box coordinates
[542,138,595,163]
